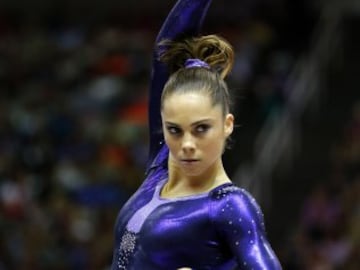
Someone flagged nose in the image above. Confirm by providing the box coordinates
[181,133,196,153]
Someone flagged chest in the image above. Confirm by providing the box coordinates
[139,199,214,248]
[126,195,227,268]
[114,184,235,269]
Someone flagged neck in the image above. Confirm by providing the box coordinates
[166,158,230,194]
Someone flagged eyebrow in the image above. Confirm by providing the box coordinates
[165,119,213,127]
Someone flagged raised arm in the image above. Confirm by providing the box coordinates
[147,0,213,170]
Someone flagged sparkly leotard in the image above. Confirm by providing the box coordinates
[111,0,282,269]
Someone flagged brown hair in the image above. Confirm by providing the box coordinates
[158,34,234,116]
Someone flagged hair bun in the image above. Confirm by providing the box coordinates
[159,35,234,79]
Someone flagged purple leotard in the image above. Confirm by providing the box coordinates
[111,1,282,269]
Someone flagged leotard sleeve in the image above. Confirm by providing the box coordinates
[146,0,213,173]
[211,186,282,269]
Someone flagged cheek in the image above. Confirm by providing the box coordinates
[163,135,178,151]
[201,133,225,153]
[209,140,225,155]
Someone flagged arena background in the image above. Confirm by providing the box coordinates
[0,0,359,269]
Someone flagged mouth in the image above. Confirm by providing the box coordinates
[180,159,200,164]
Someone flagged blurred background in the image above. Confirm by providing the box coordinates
[0,0,359,269]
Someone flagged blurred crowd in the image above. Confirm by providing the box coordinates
[0,1,358,269]
[280,103,360,270]
[0,22,156,269]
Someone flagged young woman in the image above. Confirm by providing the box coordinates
[111,0,282,269]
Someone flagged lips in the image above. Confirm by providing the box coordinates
[180,159,199,164]
[181,158,199,161]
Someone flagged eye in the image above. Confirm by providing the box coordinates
[195,124,210,134]
[166,126,182,135]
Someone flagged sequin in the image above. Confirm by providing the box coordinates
[117,230,137,269]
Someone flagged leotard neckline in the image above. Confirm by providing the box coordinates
[157,179,234,201]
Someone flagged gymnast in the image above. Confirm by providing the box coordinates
[111,0,282,269]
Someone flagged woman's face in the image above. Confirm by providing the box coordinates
[161,92,234,177]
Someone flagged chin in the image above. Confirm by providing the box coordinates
[182,170,202,177]
[180,166,206,177]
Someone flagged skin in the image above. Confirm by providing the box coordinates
[160,91,234,198]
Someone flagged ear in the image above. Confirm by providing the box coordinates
[224,113,234,137]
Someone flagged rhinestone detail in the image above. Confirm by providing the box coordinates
[117,229,137,269]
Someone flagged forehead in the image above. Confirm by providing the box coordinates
[161,92,222,122]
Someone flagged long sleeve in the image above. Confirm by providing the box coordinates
[211,186,282,269]
[146,0,213,172]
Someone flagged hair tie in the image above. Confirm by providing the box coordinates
[184,58,210,69]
